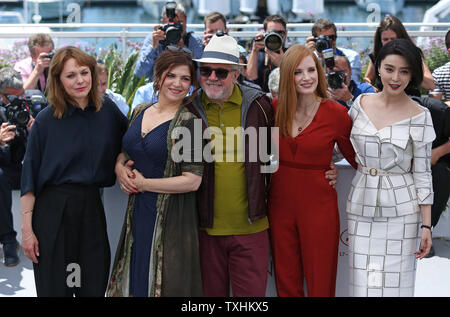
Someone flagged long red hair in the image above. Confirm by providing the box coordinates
[275,45,328,137]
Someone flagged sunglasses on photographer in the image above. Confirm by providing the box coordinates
[199,66,234,80]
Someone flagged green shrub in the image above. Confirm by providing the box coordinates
[421,37,450,73]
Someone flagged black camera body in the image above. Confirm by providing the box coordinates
[327,70,345,90]
[255,30,283,53]
[314,35,335,69]
[0,96,31,141]
[215,29,227,37]
[46,50,56,59]
[314,35,332,52]
[0,92,47,141]
[159,1,183,48]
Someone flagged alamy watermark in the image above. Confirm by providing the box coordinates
[66,263,81,288]
[170,119,279,174]
[366,3,381,24]
[30,2,81,24]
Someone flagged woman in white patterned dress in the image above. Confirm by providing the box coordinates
[346,39,435,297]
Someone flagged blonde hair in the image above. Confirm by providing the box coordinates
[46,46,102,119]
[276,45,328,137]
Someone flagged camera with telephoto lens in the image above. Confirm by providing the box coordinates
[314,35,335,69]
[0,96,30,141]
[326,70,345,90]
[314,35,332,52]
[158,1,183,48]
[255,30,283,53]
[0,93,47,141]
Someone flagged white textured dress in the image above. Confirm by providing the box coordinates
[346,94,436,297]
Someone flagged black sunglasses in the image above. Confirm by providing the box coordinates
[166,45,193,57]
[199,66,234,80]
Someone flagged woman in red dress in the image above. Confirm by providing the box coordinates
[269,45,357,297]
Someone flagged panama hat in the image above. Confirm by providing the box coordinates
[193,34,246,66]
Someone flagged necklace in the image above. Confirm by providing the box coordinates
[296,101,319,133]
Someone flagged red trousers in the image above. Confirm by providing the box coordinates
[269,168,340,297]
[199,230,269,297]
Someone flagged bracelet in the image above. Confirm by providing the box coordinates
[421,225,432,231]
[21,210,33,215]
[22,234,34,242]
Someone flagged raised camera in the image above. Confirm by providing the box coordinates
[314,35,332,52]
[0,96,31,141]
[313,35,335,69]
[215,29,227,37]
[327,70,345,89]
[255,30,283,52]
[46,50,56,59]
[158,1,183,47]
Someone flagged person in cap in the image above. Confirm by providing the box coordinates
[188,34,339,296]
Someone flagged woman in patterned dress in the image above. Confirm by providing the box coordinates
[347,39,435,297]
[107,49,203,297]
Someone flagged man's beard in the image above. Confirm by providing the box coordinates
[202,80,234,102]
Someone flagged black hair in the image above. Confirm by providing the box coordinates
[375,38,424,91]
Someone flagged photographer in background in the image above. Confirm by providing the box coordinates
[247,14,288,92]
[134,1,203,80]
[329,55,375,109]
[0,68,34,267]
[306,18,361,83]
[203,11,229,47]
[14,33,54,93]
